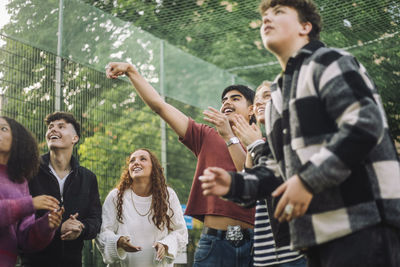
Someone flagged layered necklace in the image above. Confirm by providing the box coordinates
[130,189,151,217]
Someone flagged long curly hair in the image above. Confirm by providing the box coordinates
[1,116,39,183]
[116,148,174,231]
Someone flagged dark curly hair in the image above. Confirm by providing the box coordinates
[1,116,39,183]
[45,111,81,138]
[259,0,322,41]
[116,148,174,231]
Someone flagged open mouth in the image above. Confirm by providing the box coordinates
[49,135,60,140]
[264,26,273,34]
[223,107,235,115]
[257,108,265,115]
[133,167,143,172]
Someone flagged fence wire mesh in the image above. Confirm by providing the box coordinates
[0,0,399,266]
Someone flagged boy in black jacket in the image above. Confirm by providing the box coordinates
[21,112,102,267]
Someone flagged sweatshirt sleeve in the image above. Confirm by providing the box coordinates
[0,195,35,227]
[157,188,188,263]
[17,211,55,252]
[95,190,127,264]
[3,182,56,253]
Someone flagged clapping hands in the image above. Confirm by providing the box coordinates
[61,213,85,240]
[231,114,262,147]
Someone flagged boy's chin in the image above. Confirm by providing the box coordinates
[48,143,66,149]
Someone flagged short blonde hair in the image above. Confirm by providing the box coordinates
[256,80,272,92]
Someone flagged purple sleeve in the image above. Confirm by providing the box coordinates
[0,196,35,227]
[17,211,55,252]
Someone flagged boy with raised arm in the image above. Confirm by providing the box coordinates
[106,62,255,266]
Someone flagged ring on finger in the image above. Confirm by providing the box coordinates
[284,204,294,216]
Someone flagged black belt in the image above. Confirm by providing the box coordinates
[202,226,252,244]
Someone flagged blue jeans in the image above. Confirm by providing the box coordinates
[193,230,254,267]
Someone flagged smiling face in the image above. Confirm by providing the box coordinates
[128,150,153,180]
[260,5,309,55]
[46,119,79,150]
[0,118,12,163]
[253,85,271,125]
[220,90,253,122]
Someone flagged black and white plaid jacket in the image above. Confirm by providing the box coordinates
[264,41,400,249]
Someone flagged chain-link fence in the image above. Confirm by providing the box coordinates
[0,1,258,265]
[1,0,399,266]
[0,33,209,266]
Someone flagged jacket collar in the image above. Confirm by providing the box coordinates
[292,40,325,59]
[41,152,79,172]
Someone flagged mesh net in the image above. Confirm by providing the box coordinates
[85,0,400,83]
[0,0,399,265]
[1,0,254,110]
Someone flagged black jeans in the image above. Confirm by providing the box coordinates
[305,223,400,267]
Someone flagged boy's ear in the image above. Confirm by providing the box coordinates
[72,135,79,145]
[248,104,254,117]
[300,21,313,36]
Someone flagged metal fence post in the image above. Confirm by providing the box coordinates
[55,0,63,111]
[160,40,167,179]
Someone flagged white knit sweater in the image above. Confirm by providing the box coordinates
[96,187,188,267]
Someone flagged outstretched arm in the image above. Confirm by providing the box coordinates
[200,165,280,208]
[106,62,189,138]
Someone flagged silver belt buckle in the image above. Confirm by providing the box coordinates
[225,225,243,246]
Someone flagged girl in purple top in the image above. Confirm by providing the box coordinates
[0,116,63,267]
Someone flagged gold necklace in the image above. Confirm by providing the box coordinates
[130,190,151,217]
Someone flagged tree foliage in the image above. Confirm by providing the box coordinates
[1,2,398,266]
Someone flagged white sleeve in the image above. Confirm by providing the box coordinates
[95,189,127,264]
[157,188,188,263]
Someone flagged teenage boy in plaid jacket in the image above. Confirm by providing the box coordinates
[200,0,400,266]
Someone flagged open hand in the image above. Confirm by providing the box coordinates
[117,236,142,252]
[200,167,232,197]
[153,242,168,262]
[232,114,262,147]
[203,107,234,139]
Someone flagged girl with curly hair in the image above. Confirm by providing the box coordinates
[0,116,63,267]
[96,148,188,267]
